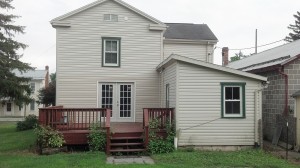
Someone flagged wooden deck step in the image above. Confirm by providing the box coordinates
[111,136,143,140]
[110,142,143,146]
[110,148,145,152]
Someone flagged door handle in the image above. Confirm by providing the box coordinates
[117,101,119,106]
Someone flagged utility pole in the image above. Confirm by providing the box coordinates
[255,29,258,54]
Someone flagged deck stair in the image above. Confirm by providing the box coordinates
[108,123,145,154]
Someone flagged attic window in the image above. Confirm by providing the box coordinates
[104,14,118,22]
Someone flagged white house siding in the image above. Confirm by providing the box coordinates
[177,62,262,146]
[55,1,162,122]
[163,43,214,63]
[0,79,44,117]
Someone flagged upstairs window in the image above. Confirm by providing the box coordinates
[221,83,246,118]
[30,82,35,93]
[102,37,121,67]
[104,14,118,22]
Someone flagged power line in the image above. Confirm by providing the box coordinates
[216,39,285,51]
[39,44,56,57]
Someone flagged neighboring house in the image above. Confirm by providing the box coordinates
[227,39,300,145]
[51,0,267,149]
[0,66,49,118]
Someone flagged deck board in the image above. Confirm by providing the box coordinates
[111,122,143,133]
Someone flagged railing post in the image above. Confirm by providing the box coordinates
[105,109,111,155]
[143,108,149,149]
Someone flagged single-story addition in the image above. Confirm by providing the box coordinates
[158,54,267,149]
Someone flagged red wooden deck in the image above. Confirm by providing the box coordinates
[39,107,174,154]
[59,122,143,145]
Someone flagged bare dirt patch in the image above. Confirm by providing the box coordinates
[263,140,300,165]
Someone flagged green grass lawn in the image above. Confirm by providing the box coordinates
[0,122,297,168]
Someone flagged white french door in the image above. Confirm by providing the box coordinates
[99,83,134,122]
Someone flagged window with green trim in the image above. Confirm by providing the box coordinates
[102,37,121,67]
[221,83,245,118]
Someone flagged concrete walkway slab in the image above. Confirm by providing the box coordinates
[106,156,154,164]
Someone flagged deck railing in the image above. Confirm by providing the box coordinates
[39,106,111,131]
[143,108,174,148]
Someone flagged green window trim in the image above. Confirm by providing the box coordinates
[221,82,246,118]
[102,37,121,67]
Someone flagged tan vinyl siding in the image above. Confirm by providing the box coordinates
[161,62,177,108]
[56,1,162,122]
[177,62,262,146]
[163,43,214,63]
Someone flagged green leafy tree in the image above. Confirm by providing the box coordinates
[37,73,56,106]
[230,51,247,62]
[0,0,34,106]
[285,11,300,42]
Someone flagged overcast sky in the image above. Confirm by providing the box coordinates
[10,0,300,73]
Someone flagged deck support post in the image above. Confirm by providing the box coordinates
[143,109,149,149]
[105,109,111,155]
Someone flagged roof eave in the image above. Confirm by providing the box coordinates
[158,54,267,82]
[51,21,71,28]
[164,38,218,44]
[246,64,281,74]
[51,0,165,25]
[281,54,300,66]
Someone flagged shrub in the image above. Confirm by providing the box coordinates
[34,125,65,149]
[87,124,106,151]
[149,137,174,154]
[16,114,38,131]
[147,119,175,154]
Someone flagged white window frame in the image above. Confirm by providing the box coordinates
[221,82,246,118]
[102,38,120,67]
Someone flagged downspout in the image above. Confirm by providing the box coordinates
[278,67,289,117]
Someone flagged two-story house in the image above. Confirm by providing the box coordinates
[50,0,267,149]
[0,66,49,119]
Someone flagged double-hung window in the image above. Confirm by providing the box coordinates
[102,38,121,67]
[221,83,245,118]
[6,103,12,112]
[30,82,35,93]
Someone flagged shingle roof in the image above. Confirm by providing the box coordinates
[164,23,218,41]
[13,70,47,80]
[227,39,300,71]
